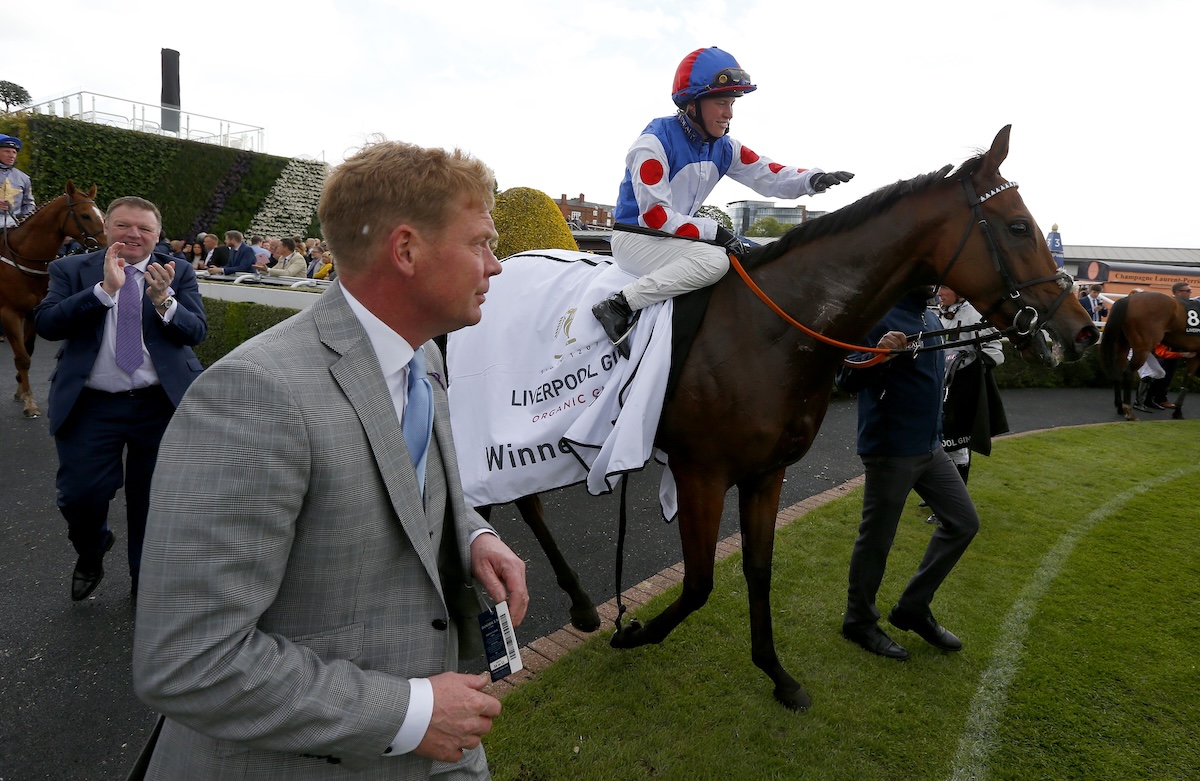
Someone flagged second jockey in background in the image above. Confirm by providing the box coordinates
[592,46,853,357]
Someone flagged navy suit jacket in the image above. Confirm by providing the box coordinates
[220,243,258,274]
[34,250,208,434]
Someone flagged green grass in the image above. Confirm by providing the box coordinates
[483,422,1200,781]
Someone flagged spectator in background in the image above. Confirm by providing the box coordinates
[187,241,206,270]
[1080,284,1108,322]
[313,251,336,280]
[207,230,257,275]
[200,233,225,269]
[248,235,271,265]
[306,246,327,277]
[255,237,307,277]
[168,240,188,262]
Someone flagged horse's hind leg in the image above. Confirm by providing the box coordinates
[1172,359,1198,420]
[739,468,810,711]
[1121,368,1138,421]
[513,493,599,631]
[1,308,39,418]
[611,469,722,649]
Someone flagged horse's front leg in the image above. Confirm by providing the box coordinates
[739,468,810,711]
[611,469,723,649]
[513,493,599,632]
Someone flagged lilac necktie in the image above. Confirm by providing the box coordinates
[402,347,433,493]
[114,265,144,375]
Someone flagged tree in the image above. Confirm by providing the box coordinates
[492,187,578,259]
[0,81,32,114]
[745,216,787,237]
[696,204,733,231]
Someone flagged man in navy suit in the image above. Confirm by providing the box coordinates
[206,229,258,275]
[35,196,207,604]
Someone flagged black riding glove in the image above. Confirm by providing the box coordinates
[811,171,855,193]
[714,225,745,255]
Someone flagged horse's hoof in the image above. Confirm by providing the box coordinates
[22,410,40,419]
[570,605,601,633]
[610,618,643,649]
[773,683,812,712]
[1173,410,1184,420]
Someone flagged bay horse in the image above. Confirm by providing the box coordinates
[1097,291,1200,420]
[494,126,1098,711]
[0,181,106,418]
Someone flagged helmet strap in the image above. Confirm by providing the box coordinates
[684,101,714,142]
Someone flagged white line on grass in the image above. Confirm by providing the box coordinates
[946,463,1200,781]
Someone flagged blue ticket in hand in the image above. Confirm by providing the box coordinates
[478,601,523,681]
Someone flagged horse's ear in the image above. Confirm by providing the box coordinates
[65,179,76,194]
[86,184,97,198]
[980,125,1012,174]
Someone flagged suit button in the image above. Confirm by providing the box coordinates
[432,619,448,631]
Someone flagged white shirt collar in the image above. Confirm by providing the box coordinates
[341,285,415,378]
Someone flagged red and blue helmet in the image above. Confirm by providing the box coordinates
[671,47,757,107]
[0,134,21,151]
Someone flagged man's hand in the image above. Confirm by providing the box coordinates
[145,261,176,307]
[811,171,854,193]
[876,330,908,360]
[414,672,500,762]
[100,242,128,297]
[0,201,9,211]
[470,533,528,626]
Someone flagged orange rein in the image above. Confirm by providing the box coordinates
[727,252,896,369]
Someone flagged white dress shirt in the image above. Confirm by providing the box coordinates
[85,256,178,392]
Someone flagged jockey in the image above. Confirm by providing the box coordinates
[0,133,35,229]
[592,46,853,357]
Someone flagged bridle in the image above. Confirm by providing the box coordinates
[728,174,1076,367]
[0,191,104,277]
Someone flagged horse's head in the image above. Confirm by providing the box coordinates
[943,126,1099,366]
[62,180,108,250]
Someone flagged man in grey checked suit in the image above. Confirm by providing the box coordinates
[133,140,528,779]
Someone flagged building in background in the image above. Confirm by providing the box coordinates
[556,193,613,230]
[726,200,824,234]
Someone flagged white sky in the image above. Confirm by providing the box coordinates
[9,0,1197,248]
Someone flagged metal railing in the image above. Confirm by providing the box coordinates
[23,91,264,152]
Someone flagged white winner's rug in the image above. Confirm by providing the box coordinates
[447,250,677,517]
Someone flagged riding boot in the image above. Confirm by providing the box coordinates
[956,463,970,486]
[1133,377,1154,412]
[592,291,639,359]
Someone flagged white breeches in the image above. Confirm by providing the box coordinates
[1134,352,1164,380]
[610,231,730,311]
[947,446,971,467]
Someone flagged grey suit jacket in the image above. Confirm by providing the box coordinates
[133,282,491,779]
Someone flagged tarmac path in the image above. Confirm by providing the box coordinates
[0,336,1126,779]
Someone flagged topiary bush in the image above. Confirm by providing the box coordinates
[194,298,301,367]
[492,187,578,259]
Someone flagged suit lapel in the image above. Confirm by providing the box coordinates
[316,285,443,591]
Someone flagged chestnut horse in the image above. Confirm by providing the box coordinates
[491,126,1098,711]
[0,181,106,417]
[1097,291,1200,420]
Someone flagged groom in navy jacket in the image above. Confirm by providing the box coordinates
[35,195,207,604]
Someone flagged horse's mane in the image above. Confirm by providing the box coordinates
[745,153,986,267]
[9,192,64,227]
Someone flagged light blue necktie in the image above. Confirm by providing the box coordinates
[402,347,433,493]
[114,266,144,375]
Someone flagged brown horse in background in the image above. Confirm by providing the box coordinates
[1097,292,1200,420]
[466,126,1099,710]
[0,181,106,417]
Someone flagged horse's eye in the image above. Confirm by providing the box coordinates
[1009,221,1029,236]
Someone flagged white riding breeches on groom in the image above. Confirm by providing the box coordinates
[611,230,729,311]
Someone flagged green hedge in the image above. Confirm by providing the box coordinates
[195,299,300,367]
[3,113,318,242]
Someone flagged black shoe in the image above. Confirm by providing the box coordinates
[842,624,909,660]
[925,513,940,525]
[71,531,115,601]
[888,605,962,652]
[1145,400,1166,410]
[592,292,637,359]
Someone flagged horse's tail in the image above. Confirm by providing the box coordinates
[1097,296,1130,380]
